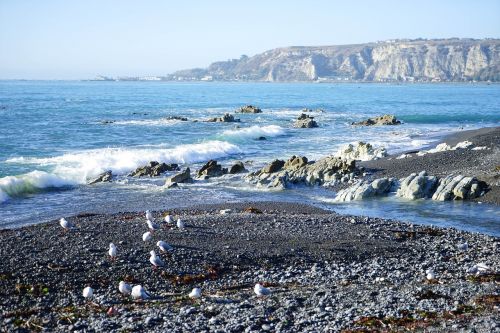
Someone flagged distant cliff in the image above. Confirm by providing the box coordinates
[171,39,500,82]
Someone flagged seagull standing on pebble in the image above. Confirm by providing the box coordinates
[147,219,160,233]
[426,269,435,281]
[59,218,76,232]
[457,242,468,251]
[108,243,117,261]
[189,287,202,299]
[164,214,172,225]
[83,286,94,299]
[142,231,152,242]
[149,250,164,270]
[157,240,173,252]
[119,281,132,295]
[177,218,185,230]
[131,285,150,300]
[254,283,271,296]
[145,210,153,221]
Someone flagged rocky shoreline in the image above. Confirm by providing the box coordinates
[0,202,499,332]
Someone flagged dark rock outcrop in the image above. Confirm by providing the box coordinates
[165,168,192,185]
[229,161,247,174]
[88,170,113,184]
[352,114,401,126]
[246,156,357,188]
[129,161,179,177]
[166,116,188,121]
[197,160,226,178]
[206,113,240,123]
[293,113,318,128]
[237,105,262,113]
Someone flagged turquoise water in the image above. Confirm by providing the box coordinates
[1,81,499,234]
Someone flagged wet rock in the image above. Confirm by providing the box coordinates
[197,160,226,178]
[397,171,438,200]
[229,161,247,174]
[293,113,318,128]
[237,105,262,113]
[335,177,396,201]
[257,136,267,140]
[261,159,286,174]
[166,168,192,185]
[206,113,240,123]
[352,114,402,126]
[129,161,180,177]
[247,156,356,188]
[432,175,488,201]
[88,170,113,184]
[166,116,188,121]
[165,182,179,189]
[334,142,387,161]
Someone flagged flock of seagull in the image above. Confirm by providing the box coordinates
[59,210,271,306]
[58,211,490,313]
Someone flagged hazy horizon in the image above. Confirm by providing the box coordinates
[1,0,500,80]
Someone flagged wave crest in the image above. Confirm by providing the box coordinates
[3,141,240,200]
[0,171,76,203]
[221,125,285,140]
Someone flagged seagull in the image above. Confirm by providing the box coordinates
[108,243,117,261]
[59,218,75,232]
[119,281,132,295]
[142,231,152,242]
[177,218,185,230]
[468,263,491,275]
[189,287,202,299]
[164,214,172,224]
[157,240,173,252]
[131,285,150,300]
[149,250,164,269]
[83,286,94,299]
[146,219,160,232]
[145,210,153,221]
[457,242,468,251]
[426,269,435,281]
[254,283,271,296]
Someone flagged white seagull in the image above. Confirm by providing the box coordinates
[149,250,164,269]
[164,214,172,224]
[59,218,75,231]
[142,231,152,242]
[254,283,271,296]
[457,242,468,251]
[177,218,185,230]
[119,281,132,295]
[83,286,94,299]
[426,269,435,280]
[157,240,173,252]
[131,285,150,300]
[189,287,202,299]
[468,263,491,275]
[108,243,117,260]
[147,219,160,232]
[145,210,153,221]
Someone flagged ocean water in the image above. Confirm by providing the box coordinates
[1,81,499,235]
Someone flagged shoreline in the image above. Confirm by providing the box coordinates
[360,126,500,205]
[0,202,498,332]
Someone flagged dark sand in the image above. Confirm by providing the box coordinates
[0,202,498,332]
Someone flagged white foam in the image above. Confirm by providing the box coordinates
[6,141,240,184]
[221,125,285,140]
[0,170,76,202]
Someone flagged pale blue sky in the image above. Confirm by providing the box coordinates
[1,0,499,79]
